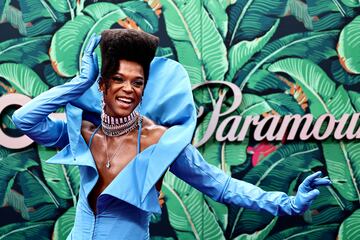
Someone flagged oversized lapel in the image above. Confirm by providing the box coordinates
[139,57,197,202]
[47,57,197,209]
[46,80,102,168]
[100,144,162,214]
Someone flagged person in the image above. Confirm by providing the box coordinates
[12,29,331,240]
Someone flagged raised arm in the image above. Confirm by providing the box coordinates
[12,34,101,148]
[169,144,331,216]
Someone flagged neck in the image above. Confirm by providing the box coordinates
[101,106,140,137]
[102,109,137,125]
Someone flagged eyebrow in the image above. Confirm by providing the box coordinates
[113,72,144,80]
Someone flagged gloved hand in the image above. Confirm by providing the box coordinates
[79,33,101,83]
[292,171,332,214]
[170,144,333,216]
[12,33,102,148]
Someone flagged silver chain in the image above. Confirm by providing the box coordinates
[104,115,143,169]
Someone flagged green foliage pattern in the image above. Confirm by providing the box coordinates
[0,0,359,239]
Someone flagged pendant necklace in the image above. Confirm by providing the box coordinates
[104,134,122,169]
[101,108,142,169]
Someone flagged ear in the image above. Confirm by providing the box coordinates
[99,77,105,92]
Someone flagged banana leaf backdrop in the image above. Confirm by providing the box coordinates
[0,0,360,239]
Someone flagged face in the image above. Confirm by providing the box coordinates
[100,59,145,117]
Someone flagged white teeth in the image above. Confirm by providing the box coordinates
[117,97,132,103]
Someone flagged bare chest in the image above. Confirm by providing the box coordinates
[91,140,139,186]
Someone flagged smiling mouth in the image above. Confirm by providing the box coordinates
[115,97,134,107]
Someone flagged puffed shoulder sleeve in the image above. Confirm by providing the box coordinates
[169,144,300,216]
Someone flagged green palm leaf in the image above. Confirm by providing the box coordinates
[204,195,228,231]
[268,58,336,118]
[0,0,10,19]
[50,2,127,77]
[267,223,339,240]
[155,47,175,59]
[1,5,27,35]
[0,147,12,158]
[163,172,225,240]
[244,67,289,93]
[27,203,62,222]
[199,136,249,174]
[49,15,94,77]
[233,217,277,240]
[338,209,360,240]
[238,94,273,116]
[18,170,60,208]
[337,16,360,74]
[0,221,53,240]
[306,182,355,225]
[257,30,338,66]
[323,138,360,202]
[193,106,212,146]
[308,206,351,226]
[0,149,57,223]
[119,1,159,33]
[0,149,38,204]
[315,12,349,31]
[238,31,338,91]
[268,58,360,202]
[161,0,228,84]
[0,63,48,97]
[225,0,288,46]
[227,142,323,238]
[203,0,233,38]
[38,145,80,205]
[3,189,30,220]
[53,207,76,240]
[18,0,67,36]
[43,63,69,87]
[0,36,51,67]
[286,0,313,30]
[263,93,305,115]
[307,0,356,31]
[348,91,360,112]
[307,0,356,18]
[47,0,76,14]
[226,20,279,82]
[1,108,16,130]
[341,0,360,7]
[329,59,360,85]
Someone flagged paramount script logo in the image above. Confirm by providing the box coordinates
[192,81,360,148]
[1,82,359,149]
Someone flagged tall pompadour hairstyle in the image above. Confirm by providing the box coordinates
[99,29,159,90]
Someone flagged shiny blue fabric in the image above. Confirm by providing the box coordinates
[13,57,305,240]
[13,57,198,239]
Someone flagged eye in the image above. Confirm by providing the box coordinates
[112,76,124,82]
[132,79,144,87]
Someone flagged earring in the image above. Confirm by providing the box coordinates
[138,100,143,127]
[101,97,105,111]
[138,100,143,114]
[98,76,103,92]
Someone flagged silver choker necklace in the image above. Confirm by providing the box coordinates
[101,109,142,137]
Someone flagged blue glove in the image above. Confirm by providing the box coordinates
[292,171,332,214]
[78,33,101,84]
[12,34,101,148]
[170,144,331,216]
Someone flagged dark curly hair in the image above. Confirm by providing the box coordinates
[99,29,159,91]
